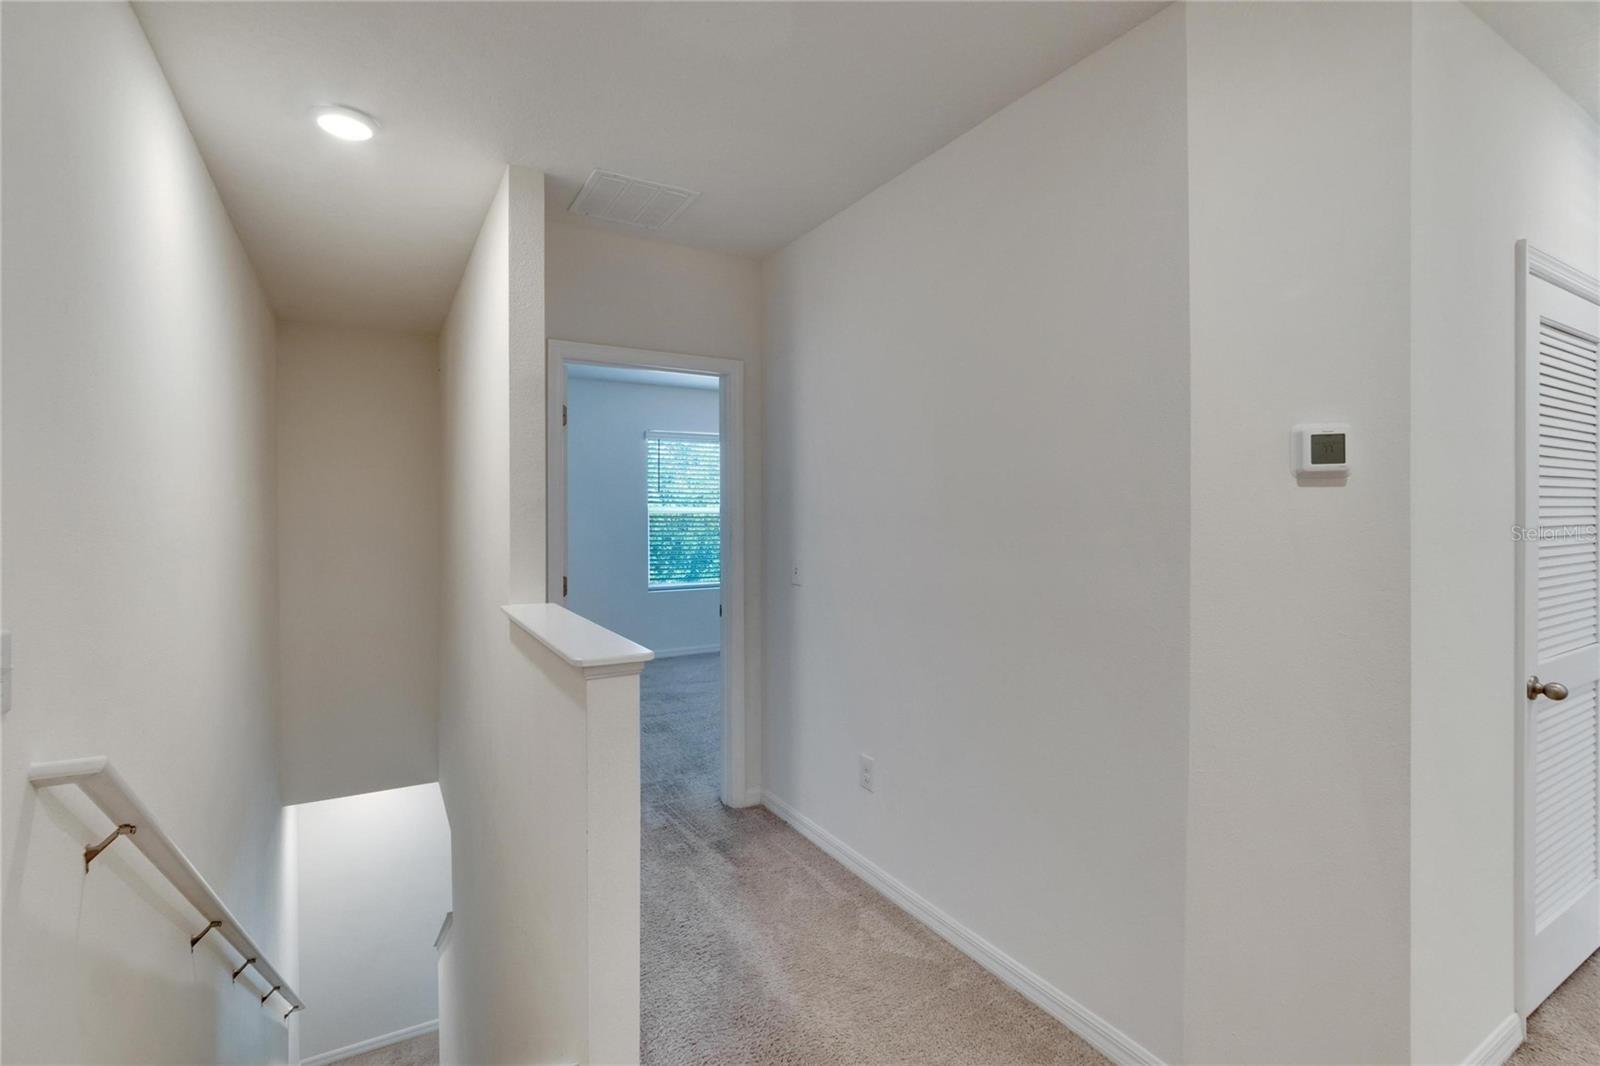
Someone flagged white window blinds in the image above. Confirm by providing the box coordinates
[645,431,720,588]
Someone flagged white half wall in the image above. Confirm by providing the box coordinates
[546,220,765,794]
[1,3,288,1062]
[760,8,1190,1060]
[293,783,451,1064]
[1410,5,1599,1062]
[276,322,442,805]
[438,166,595,1064]
[566,373,721,654]
[1183,4,1414,1063]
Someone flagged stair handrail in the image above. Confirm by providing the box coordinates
[29,756,305,1016]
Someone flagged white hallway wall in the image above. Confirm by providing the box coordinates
[546,220,765,797]
[762,7,1191,1060]
[565,374,721,655]
[293,784,451,1064]
[761,3,1594,1063]
[0,3,290,1063]
[1410,4,1600,1062]
[276,322,441,805]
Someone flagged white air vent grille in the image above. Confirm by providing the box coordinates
[569,169,699,231]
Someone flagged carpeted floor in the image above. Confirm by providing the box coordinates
[1511,950,1600,1066]
[641,652,1107,1065]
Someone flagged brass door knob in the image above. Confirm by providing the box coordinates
[1528,676,1570,701]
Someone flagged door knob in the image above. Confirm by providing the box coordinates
[1528,676,1569,701]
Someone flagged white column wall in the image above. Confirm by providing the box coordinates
[1183,4,1414,1062]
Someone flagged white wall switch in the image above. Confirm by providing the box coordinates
[858,753,875,792]
[791,564,802,586]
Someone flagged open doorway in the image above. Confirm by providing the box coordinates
[546,340,749,808]
[565,361,723,816]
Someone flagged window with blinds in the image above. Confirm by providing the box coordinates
[645,431,720,589]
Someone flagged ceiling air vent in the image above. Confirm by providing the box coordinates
[568,169,699,232]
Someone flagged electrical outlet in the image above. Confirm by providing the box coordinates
[858,753,875,793]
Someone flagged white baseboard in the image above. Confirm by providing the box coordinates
[760,792,1166,1066]
[301,1019,439,1066]
[652,643,720,659]
[1461,1013,1524,1066]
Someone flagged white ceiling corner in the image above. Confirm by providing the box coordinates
[1466,1,1600,123]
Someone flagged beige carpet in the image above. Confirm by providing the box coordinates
[1511,950,1600,1066]
[328,1031,438,1066]
[641,653,1107,1065]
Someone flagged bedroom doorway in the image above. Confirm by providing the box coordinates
[547,339,751,808]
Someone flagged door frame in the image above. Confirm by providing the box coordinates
[1516,240,1600,1015]
[547,338,753,808]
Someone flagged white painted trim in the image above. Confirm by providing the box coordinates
[760,792,1166,1066]
[1460,1013,1524,1066]
[300,1019,438,1066]
[1526,242,1600,305]
[651,643,720,660]
[549,339,752,808]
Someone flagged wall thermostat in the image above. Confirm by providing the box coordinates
[1293,423,1349,478]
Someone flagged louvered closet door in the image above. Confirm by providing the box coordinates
[1519,243,1600,1016]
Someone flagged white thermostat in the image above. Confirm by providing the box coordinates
[1293,423,1349,478]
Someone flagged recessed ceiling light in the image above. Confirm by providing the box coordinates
[314,105,377,142]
